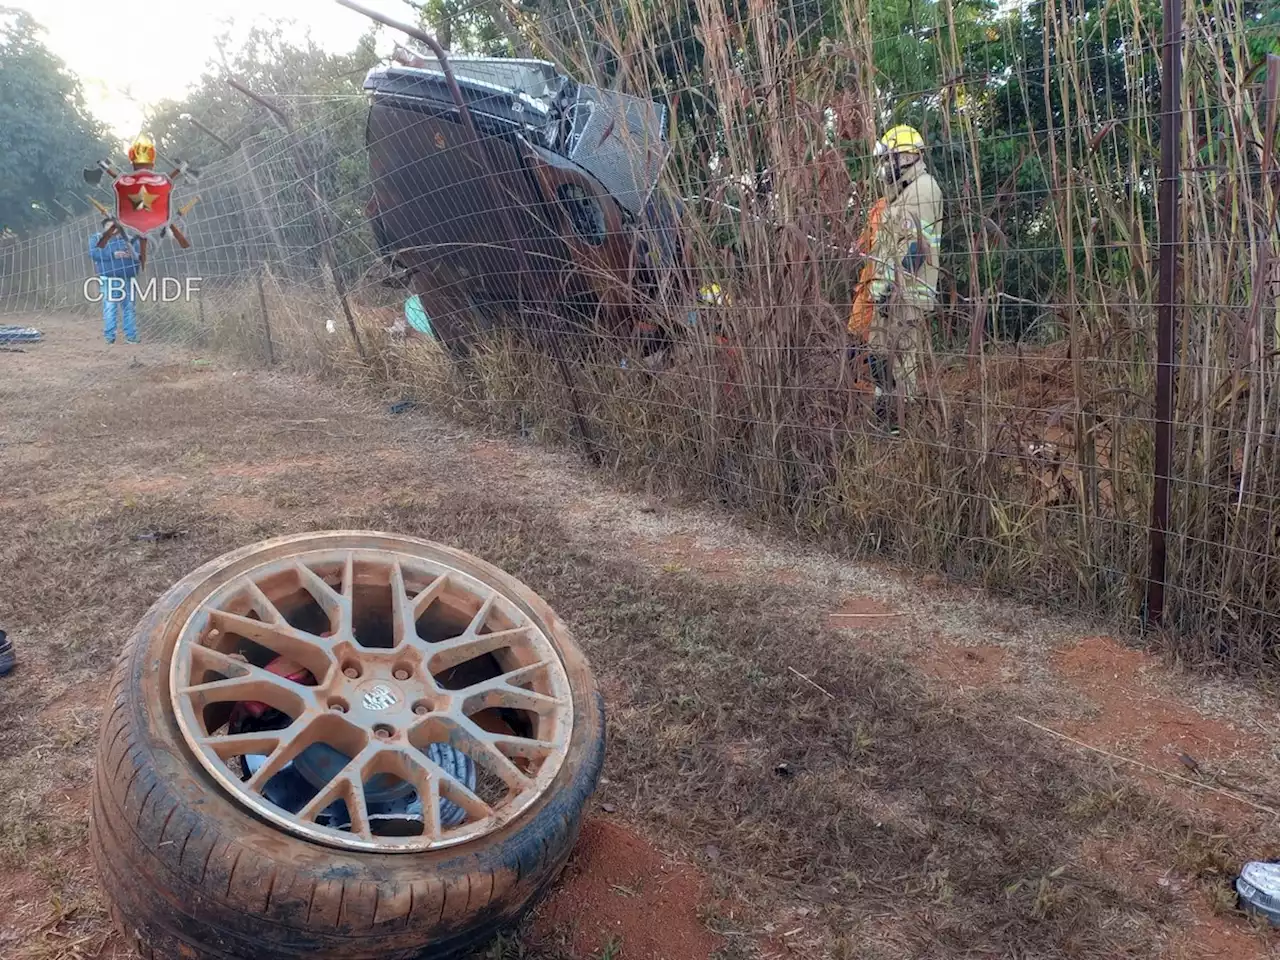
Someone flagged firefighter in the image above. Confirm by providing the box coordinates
[847,124,943,430]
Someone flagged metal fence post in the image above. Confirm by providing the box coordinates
[1145,0,1185,627]
[256,266,275,366]
[227,77,367,360]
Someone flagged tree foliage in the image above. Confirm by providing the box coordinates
[0,7,115,234]
[140,24,383,283]
[415,0,511,55]
[143,24,381,170]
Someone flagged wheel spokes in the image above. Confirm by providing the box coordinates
[204,609,335,680]
[457,660,563,717]
[198,730,284,761]
[428,626,533,674]
[292,557,352,638]
[181,645,317,717]
[417,714,536,792]
[411,575,450,620]
[172,546,574,852]
[294,741,379,838]
[365,744,496,838]
[244,713,342,793]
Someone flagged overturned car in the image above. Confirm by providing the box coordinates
[362,54,688,357]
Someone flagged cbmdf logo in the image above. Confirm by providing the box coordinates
[83,133,200,270]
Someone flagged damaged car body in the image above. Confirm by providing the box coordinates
[362,54,688,358]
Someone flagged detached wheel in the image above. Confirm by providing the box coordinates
[90,532,605,959]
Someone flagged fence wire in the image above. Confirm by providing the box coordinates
[3,0,1279,672]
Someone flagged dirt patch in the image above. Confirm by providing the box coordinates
[529,818,725,960]
[1076,836,1269,960]
[0,869,52,940]
[1051,636,1268,826]
[628,533,804,586]
[210,492,279,524]
[5,315,1280,959]
[1165,898,1273,960]
[0,858,121,960]
[210,456,337,480]
[916,640,1008,686]
[117,475,187,496]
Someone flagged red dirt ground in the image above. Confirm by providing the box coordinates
[631,533,805,586]
[917,639,1008,686]
[822,600,1279,959]
[1053,635,1270,828]
[5,316,1280,959]
[829,594,1011,690]
[528,817,725,960]
[1078,837,1270,960]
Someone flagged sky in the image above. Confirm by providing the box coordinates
[7,0,416,143]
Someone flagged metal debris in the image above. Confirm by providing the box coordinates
[0,325,41,345]
[1237,861,1280,926]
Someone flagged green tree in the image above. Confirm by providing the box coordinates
[416,0,512,54]
[141,24,383,283]
[0,6,114,234]
[144,24,380,170]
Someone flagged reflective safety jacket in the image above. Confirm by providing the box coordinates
[847,198,888,339]
[868,161,942,305]
[848,162,943,338]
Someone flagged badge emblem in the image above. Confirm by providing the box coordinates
[114,172,173,235]
[362,684,398,711]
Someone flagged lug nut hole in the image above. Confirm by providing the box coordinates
[328,698,348,713]
[393,667,411,681]
[373,724,396,739]
[342,663,361,679]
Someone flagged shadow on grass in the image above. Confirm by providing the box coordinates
[0,487,1254,958]
[328,493,1250,960]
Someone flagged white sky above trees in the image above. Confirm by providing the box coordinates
[8,0,412,142]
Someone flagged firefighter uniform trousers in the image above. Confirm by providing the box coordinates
[868,301,928,395]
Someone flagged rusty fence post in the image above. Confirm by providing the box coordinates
[256,266,275,366]
[1144,0,1185,627]
[226,76,367,360]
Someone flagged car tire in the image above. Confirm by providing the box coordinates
[90,532,605,960]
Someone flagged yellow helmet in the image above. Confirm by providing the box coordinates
[875,125,925,157]
[698,282,729,305]
[128,134,156,167]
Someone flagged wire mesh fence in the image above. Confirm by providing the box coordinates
[3,0,1279,672]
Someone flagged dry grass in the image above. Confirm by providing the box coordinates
[1,318,1275,958]
[8,0,1279,678]
[353,491,1250,957]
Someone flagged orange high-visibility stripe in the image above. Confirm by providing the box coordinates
[847,198,888,339]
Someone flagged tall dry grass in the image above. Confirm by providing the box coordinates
[414,0,1278,670]
[6,0,1277,673]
